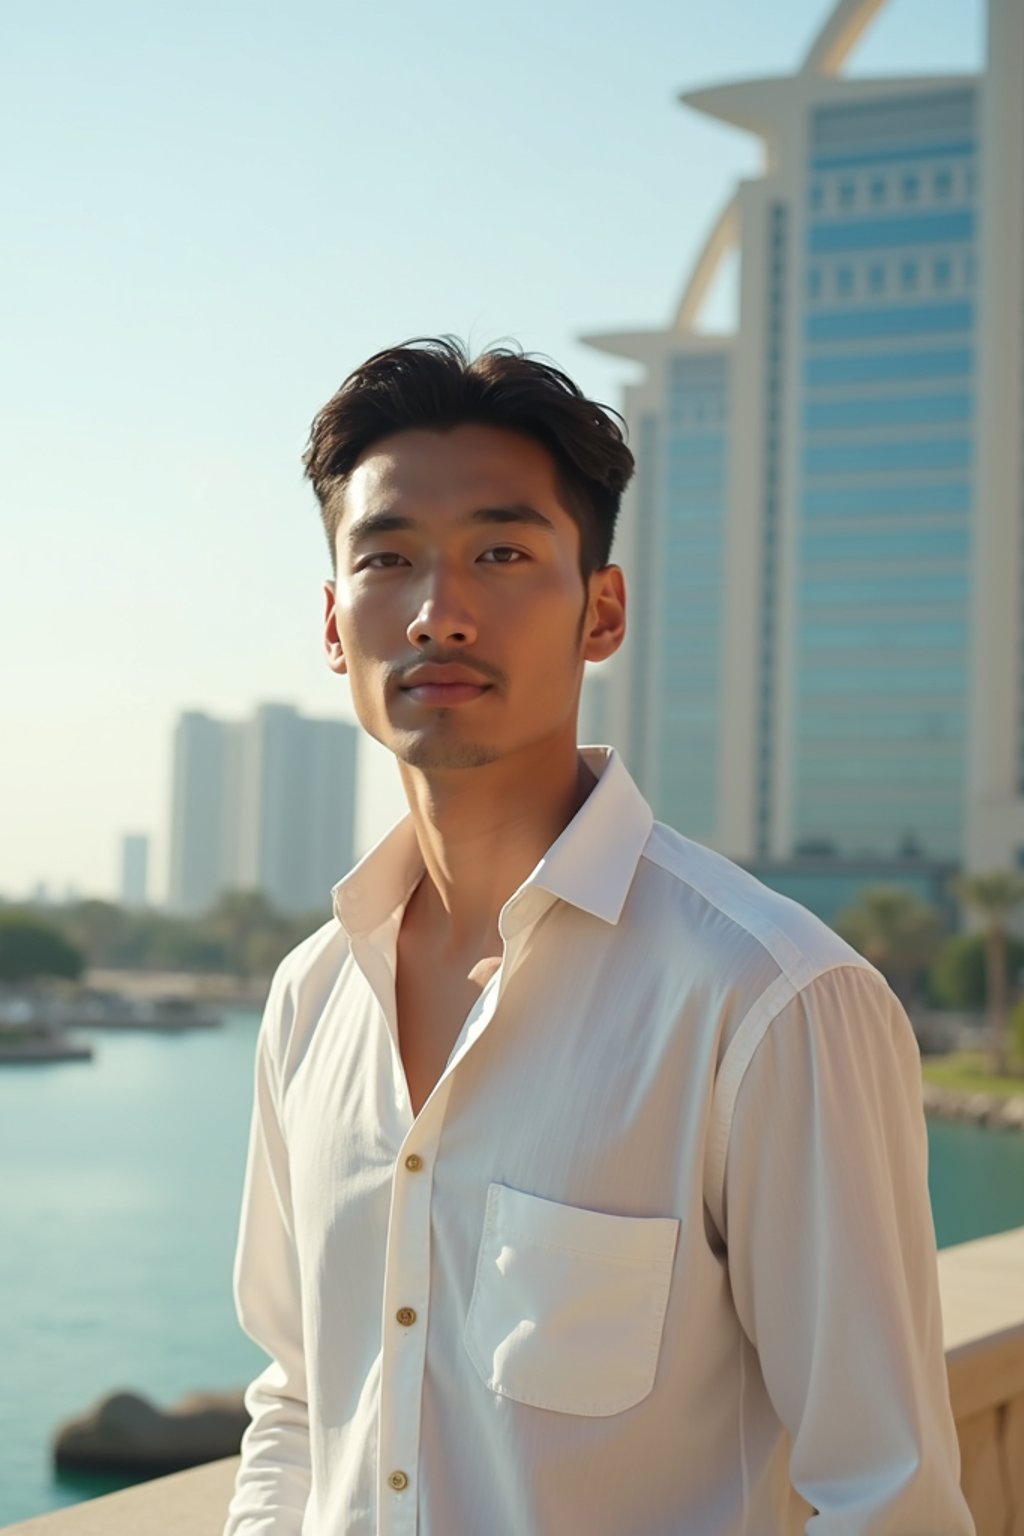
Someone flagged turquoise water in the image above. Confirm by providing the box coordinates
[2,1012,1024,1524]
[1,1012,265,1525]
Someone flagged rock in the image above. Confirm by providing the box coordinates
[963,1092,997,1126]
[991,1096,1024,1131]
[53,1388,249,1475]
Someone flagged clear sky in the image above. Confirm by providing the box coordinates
[1,0,983,902]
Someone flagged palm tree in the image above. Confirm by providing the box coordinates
[949,871,1024,1076]
[833,886,944,1009]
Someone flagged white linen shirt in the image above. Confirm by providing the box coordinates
[224,747,973,1536]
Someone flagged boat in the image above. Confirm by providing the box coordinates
[0,1021,93,1064]
[55,991,222,1032]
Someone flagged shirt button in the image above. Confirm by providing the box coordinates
[404,1153,423,1171]
[388,1470,409,1492]
[396,1306,417,1326]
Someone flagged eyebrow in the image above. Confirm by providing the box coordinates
[346,503,556,546]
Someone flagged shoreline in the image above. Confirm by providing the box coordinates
[923,1079,1024,1131]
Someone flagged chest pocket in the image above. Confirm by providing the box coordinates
[464,1182,679,1417]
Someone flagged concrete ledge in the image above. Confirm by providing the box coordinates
[3,1457,239,1536]
[6,1227,1024,1533]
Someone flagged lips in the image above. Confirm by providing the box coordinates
[399,665,493,706]
[400,664,491,687]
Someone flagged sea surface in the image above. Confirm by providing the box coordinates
[2,1010,1024,1524]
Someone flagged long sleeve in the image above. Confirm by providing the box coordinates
[721,963,974,1534]
[223,974,312,1536]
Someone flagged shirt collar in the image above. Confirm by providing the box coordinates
[331,746,654,940]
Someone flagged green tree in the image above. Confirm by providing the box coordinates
[59,899,128,966]
[833,885,944,1007]
[929,932,1024,1011]
[149,919,228,973]
[207,890,288,980]
[950,871,1024,1076]
[0,911,84,984]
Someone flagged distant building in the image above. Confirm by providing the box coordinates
[120,834,149,909]
[167,705,358,915]
[168,711,230,916]
[585,0,1018,915]
[229,704,358,916]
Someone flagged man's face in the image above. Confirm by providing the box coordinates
[323,423,624,771]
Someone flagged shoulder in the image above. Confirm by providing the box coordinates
[629,820,880,1031]
[257,916,352,1082]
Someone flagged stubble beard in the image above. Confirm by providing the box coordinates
[397,726,501,771]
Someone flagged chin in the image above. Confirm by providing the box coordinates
[398,737,502,771]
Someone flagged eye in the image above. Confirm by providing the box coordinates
[479,546,527,564]
[356,552,408,571]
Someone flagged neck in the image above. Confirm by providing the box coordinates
[397,729,597,954]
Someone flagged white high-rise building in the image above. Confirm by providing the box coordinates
[167,705,357,915]
[586,0,1016,919]
[119,833,149,909]
[966,0,1024,872]
[168,711,229,915]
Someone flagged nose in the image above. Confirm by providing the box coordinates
[405,563,478,649]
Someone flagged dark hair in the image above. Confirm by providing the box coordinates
[303,336,634,577]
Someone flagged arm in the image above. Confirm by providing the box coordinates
[720,963,974,1534]
[223,975,312,1536]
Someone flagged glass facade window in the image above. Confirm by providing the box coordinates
[808,210,974,254]
[902,172,920,201]
[804,392,971,432]
[799,620,967,648]
[868,263,886,294]
[805,346,972,386]
[933,256,952,288]
[806,301,973,342]
[802,527,969,565]
[900,259,919,290]
[811,141,974,173]
[797,709,965,739]
[870,176,887,205]
[934,168,953,199]
[799,665,967,694]
[839,178,856,208]
[800,574,967,606]
[804,438,971,477]
[836,264,855,297]
[811,91,974,153]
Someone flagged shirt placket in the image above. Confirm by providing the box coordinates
[375,1079,448,1536]
[368,891,555,1534]
[374,963,515,1536]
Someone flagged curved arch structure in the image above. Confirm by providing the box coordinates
[800,0,890,77]
[668,0,889,336]
[671,194,740,333]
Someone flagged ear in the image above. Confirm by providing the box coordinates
[323,581,348,676]
[582,565,626,664]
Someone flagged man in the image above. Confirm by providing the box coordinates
[224,336,973,1535]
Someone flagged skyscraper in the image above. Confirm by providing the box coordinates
[168,711,229,915]
[231,704,359,916]
[967,0,1024,872]
[167,705,358,915]
[119,833,149,909]
[586,0,1015,918]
